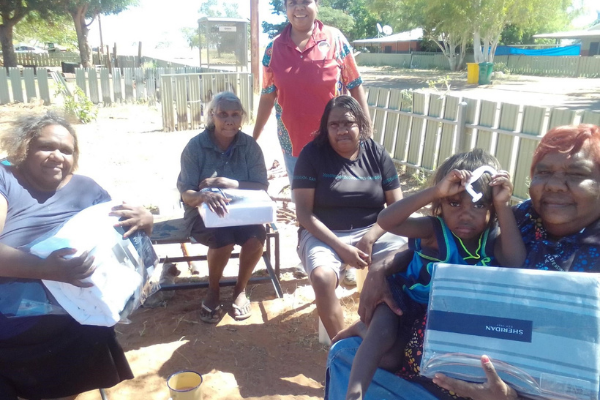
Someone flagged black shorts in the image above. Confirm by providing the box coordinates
[190,217,266,249]
[0,315,133,400]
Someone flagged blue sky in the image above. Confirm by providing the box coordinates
[88,0,598,53]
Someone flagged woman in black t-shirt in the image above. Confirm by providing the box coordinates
[293,96,406,340]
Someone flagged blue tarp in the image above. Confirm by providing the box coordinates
[494,44,581,56]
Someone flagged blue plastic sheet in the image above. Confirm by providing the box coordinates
[495,45,581,56]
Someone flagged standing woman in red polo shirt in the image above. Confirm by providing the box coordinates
[252,0,369,185]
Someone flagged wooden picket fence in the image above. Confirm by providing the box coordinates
[0,66,252,133]
[160,72,253,132]
[357,53,600,78]
[12,52,81,67]
[365,86,600,201]
[0,66,211,106]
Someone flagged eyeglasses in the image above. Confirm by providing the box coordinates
[328,121,359,131]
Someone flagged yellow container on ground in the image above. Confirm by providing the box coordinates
[467,63,479,84]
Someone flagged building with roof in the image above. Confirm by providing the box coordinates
[533,23,600,56]
[352,28,423,54]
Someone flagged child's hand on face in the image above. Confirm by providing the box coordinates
[436,169,471,198]
[490,170,513,206]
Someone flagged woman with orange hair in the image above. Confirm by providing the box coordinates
[327,124,600,400]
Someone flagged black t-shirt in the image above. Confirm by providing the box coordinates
[293,138,400,230]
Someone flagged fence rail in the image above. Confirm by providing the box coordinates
[357,53,600,78]
[1,52,201,70]
[365,86,600,201]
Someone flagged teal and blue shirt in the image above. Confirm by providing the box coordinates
[389,216,497,306]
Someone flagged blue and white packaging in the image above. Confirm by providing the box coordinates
[421,263,600,400]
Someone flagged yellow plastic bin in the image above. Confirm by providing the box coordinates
[467,63,479,84]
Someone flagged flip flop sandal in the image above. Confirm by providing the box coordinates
[199,301,222,324]
[232,301,252,321]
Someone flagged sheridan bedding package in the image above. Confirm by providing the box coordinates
[421,263,600,400]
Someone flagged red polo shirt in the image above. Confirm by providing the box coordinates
[262,20,363,157]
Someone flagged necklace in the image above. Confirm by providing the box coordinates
[451,231,490,265]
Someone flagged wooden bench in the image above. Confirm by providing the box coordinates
[150,218,282,298]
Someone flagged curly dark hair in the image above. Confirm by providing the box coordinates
[0,112,79,170]
[313,96,371,147]
[430,148,501,216]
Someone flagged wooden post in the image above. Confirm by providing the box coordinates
[138,41,142,68]
[250,0,259,94]
[456,101,468,153]
[98,14,104,52]
[106,45,112,74]
[113,43,119,71]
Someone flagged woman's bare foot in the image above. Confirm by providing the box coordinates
[332,320,368,343]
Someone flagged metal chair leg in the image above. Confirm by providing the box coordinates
[100,388,109,400]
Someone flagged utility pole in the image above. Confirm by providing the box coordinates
[98,14,104,53]
[250,0,259,95]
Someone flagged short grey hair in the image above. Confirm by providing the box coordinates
[205,91,248,131]
[0,112,79,170]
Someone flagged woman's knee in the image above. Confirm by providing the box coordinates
[242,236,264,253]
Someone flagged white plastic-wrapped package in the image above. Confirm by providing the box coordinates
[421,263,600,400]
[199,189,276,228]
[28,201,159,327]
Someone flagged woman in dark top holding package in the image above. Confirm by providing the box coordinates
[327,124,600,400]
[0,112,153,400]
[177,91,268,324]
[294,96,406,340]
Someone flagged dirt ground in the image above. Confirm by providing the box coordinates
[360,66,600,110]
[0,67,597,400]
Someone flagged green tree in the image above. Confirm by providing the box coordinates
[368,0,577,67]
[468,0,576,63]
[14,11,77,49]
[0,0,57,67]
[182,0,241,51]
[318,6,354,38]
[323,0,379,40]
[262,0,380,41]
[199,0,240,18]
[50,0,138,68]
[370,0,469,70]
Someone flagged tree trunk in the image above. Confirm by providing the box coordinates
[0,23,17,68]
[70,7,92,68]
[489,38,499,63]
[473,30,484,63]
[459,37,468,70]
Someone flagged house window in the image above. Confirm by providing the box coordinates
[590,42,599,56]
[385,46,392,53]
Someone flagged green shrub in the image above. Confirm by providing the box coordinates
[64,87,98,123]
[494,62,510,74]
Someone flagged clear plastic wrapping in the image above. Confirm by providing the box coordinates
[1,201,160,326]
[421,263,600,400]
